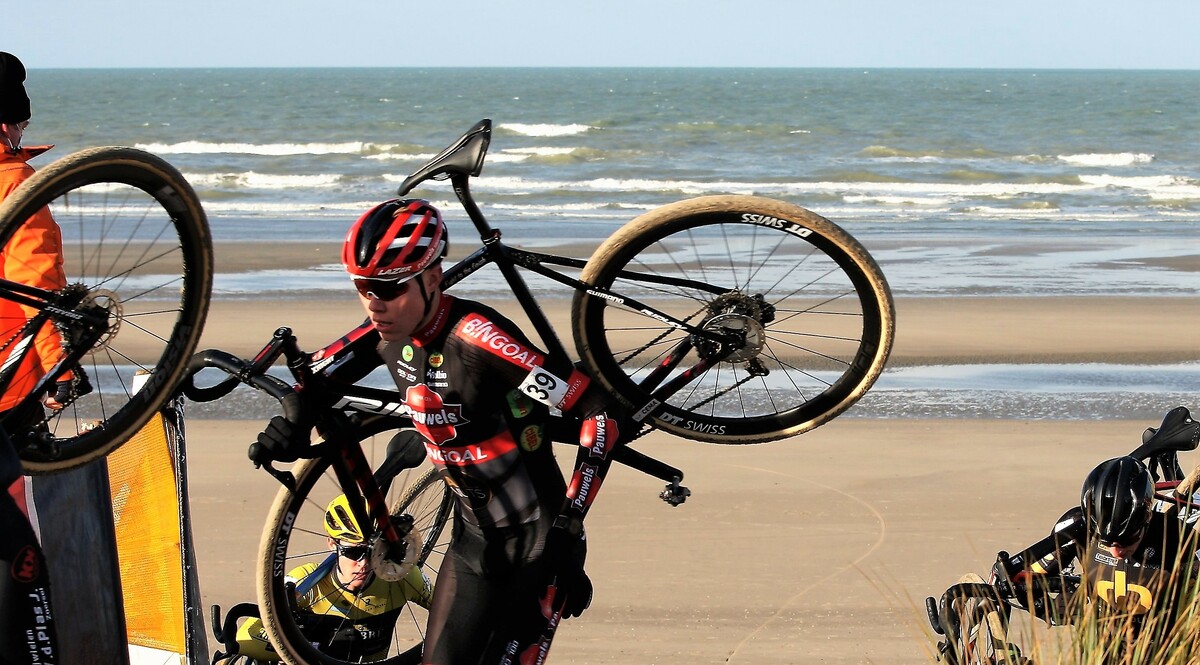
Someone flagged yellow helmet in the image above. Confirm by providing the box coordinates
[324,494,366,544]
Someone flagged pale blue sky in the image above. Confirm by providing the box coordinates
[8,0,1200,69]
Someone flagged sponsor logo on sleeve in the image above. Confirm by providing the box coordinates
[568,463,602,511]
[459,314,544,369]
[582,414,611,459]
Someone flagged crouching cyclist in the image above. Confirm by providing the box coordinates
[933,451,1200,664]
[212,494,433,664]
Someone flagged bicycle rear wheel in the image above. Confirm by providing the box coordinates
[0,146,212,473]
[257,441,452,665]
[573,195,893,444]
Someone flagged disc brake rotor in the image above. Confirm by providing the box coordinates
[693,292,773,364]
[70,287,122,353]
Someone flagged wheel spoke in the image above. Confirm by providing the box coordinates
[576,196,893,443]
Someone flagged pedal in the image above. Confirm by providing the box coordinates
[659,479,691,506]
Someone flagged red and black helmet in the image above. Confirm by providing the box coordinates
[342,199,448,282]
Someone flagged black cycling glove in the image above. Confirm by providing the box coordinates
[44,368,93,408]
[44,380,74,408]
[249,415,312,464]
[542,524,592,619]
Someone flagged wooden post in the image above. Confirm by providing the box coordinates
[31,461,129,665]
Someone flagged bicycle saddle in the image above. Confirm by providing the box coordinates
[1131,406,1199,459]
[397,118,492,196]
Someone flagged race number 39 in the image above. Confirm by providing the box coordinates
[519,366,567,407]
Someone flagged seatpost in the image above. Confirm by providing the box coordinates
[451,175,495,239]
[449,175,572,362]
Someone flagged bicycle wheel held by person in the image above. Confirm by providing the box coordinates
[0,146,212,473]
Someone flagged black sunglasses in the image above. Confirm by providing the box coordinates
[336,542,372,562]
[353,278,413,302]
[1098,524,1147,549]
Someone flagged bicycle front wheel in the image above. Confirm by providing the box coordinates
[573,195,894,444]
[0,147,212,473]
[257,446,452,665]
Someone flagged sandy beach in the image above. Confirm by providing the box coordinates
[177,244,1200,664]
[186,418,1174,664]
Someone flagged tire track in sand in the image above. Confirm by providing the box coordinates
[721,463,887,663]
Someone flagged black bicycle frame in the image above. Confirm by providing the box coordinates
[442,175,741,405]
[319,381,687,505]
[232,334,686,553]
[0,277,104,424]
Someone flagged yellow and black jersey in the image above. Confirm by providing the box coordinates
[234,557,432,662]
[1007,504,1200,628]
[1080,511,1200,620]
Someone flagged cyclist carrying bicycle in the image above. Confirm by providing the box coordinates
[255,198,630,664]
[215,494,433,664]
[936,454,1200,663]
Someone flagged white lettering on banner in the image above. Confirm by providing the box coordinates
[461,316,541,368]
[519,365,568,407]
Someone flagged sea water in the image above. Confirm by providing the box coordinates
[27,68,1199,418]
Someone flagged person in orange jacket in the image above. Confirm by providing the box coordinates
[0,52,76,419]
[0,51,61,665]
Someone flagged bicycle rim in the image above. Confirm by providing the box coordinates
[573,195,894,444]
[257,447,451,665]
[0,146,211,473]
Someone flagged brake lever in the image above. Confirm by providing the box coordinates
[257,460,296,492]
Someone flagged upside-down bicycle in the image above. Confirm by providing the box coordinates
[0,146,212,473]
[179,118,895,665]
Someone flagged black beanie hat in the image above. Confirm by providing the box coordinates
[0,52,32,124]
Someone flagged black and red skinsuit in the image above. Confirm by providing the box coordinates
[312,294,624,664]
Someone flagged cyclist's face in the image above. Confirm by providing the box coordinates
[330,538,373,591]
[1103,532,1145,559]
[1,121,26,151]
[358,265,442,341]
